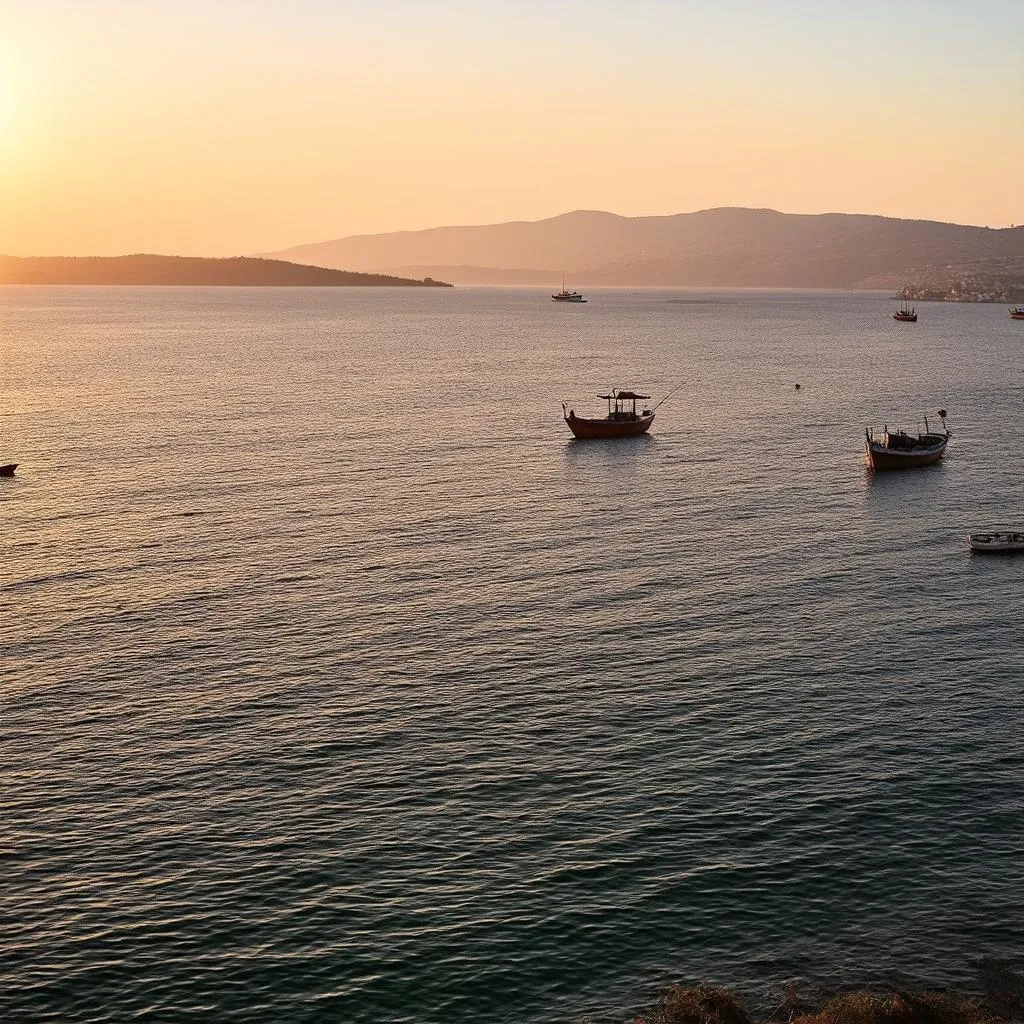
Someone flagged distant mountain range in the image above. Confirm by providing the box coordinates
[264,208,1024,289]
[0,255,452,287]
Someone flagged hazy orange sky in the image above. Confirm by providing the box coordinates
[3,0,1022,257]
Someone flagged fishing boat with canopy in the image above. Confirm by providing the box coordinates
[561,384,682,439]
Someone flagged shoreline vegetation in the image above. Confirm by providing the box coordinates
[0,254,453,287]
[636,984,1021,1024]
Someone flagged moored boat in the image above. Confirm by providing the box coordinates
[865,410,950,470]
[562,388,654,439]
[552,273,586,303]
[968,530,1024,553]
[0,463,17,477]
[1009,306,1024,320]
[893,295,918,322]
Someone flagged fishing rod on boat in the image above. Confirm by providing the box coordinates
[652,381,685,411]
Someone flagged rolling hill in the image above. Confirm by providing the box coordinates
[263,208,1024,289]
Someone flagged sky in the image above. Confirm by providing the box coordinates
[2,0,1022,256]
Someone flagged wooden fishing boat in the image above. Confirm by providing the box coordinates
[552,272,586,303]
[968,530,1024,553]
[562,389,654,439]
[893,296,918,322]
[865,410,950,470]
[0,463,17,477]
[1009,306,1024,321]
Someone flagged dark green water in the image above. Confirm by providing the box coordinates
[2,286,1022,1022]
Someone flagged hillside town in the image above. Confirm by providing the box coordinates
[893,264,1024,303]
[897,279,1024,302]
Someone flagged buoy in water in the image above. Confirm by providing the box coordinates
[795,383,802,391]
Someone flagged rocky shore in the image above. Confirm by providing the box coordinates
[635,977,1024,1024]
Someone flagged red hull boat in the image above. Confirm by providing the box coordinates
[563,389,655,439]
[1009,307,1024,320]
[865,411,950,470]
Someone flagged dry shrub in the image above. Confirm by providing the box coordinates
[790,989,1002,1024]
[636,987,1006,1024]
[636,984,754,1024]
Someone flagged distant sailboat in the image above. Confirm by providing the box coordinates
[552,273,586,303]
[893,292,917,322]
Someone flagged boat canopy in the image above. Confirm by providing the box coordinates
[597,391,650,400]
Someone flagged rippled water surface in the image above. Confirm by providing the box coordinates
[2,286,1023,1023]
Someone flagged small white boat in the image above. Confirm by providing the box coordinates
[968,530,1024,553]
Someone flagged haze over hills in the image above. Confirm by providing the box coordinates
[0,255,452,287]
[264,208,1024,289]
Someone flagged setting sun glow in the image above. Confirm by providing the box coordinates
[3,0,1023,257]
[0,59,17,148]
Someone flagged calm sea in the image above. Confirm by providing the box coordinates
[2,286,1023,1023]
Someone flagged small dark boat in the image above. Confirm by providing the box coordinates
[563,388,655,439]
[893,296,918,322]
[865,410,950,470]
[1009,306,1024,321]
[0,463,17,477]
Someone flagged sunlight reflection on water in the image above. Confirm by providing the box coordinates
[2,286,1023,1024]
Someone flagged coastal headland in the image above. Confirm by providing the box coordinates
[0,254,452,287]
